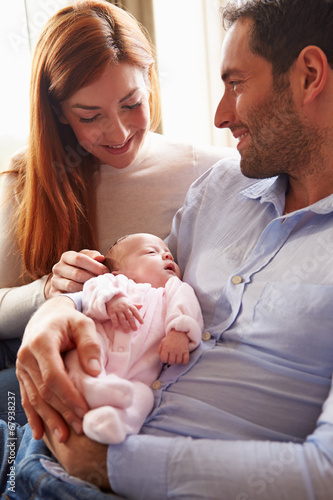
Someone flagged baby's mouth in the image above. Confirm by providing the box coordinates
[165,263,176,272]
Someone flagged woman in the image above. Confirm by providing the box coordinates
[0,0,234,358]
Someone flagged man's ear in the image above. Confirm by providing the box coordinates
[295,45,328,104]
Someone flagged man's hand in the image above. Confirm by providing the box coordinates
[106,295,143,332]
[16,295,102,442]
[158,329,190,365]
[44,425,111,491]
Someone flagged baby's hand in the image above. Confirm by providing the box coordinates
[158,329,190,365]
[106,296,143,332]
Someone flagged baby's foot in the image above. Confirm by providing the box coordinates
[83,374,134,409]
[83,406,127,444]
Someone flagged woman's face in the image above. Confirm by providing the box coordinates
[60,62,151,169]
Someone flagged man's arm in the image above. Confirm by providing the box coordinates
[43,426,110,491]
[106,428,332,500]
[105,380,333,500]
[45,377,333,500]
[16,295,102,442]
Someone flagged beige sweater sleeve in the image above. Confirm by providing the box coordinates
[0,164,47,338]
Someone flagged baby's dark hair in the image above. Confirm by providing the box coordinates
[104,235,129,272]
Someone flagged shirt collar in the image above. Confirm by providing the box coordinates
[241,175,333,216]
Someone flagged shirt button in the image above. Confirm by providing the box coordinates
[202,331,211,341]
[232,275,243,285]
[152,380,162,390]
[117,346,124,352]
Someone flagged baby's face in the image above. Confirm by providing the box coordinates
[115,233,181,288]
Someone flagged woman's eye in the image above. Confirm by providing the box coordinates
[79,115,99,124]
[123,101,142,110]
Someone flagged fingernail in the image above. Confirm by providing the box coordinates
[75,407,86,419]
[54,428,62,442]
[88,358,101,373]
[72,421,82,435]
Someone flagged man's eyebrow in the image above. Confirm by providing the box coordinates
[221,69,246,82]
[71,88,140,109]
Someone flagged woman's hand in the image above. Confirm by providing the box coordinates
[16,295,102,443]
[45,249,109,299]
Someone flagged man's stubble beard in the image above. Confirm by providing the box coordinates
[239,83,321,180]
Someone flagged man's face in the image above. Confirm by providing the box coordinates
[215,18,318,180]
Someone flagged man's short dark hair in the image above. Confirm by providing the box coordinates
[222,0,333,77]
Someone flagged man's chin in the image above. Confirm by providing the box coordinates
[240,158,260,179]
[239,156,276,180]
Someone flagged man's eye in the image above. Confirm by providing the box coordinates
[229,81,241,91]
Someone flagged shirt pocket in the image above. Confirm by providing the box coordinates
[249,282,333,376]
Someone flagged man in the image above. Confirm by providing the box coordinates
[5,0,333,498]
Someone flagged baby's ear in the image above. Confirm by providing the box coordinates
[104,256,113,273]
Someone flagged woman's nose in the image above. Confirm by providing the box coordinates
[102,116,128,144]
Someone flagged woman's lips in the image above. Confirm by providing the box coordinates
[101,135,134,155]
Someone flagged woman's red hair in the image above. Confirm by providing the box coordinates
[7,0,160,280]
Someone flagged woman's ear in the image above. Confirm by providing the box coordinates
[296,45,328,104]
[52,105,69,124]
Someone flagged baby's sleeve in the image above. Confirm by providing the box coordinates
[164,277,203,350]
[82,274,128,320]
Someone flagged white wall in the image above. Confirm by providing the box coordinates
[153,0,235,147]
[0,0,71,171]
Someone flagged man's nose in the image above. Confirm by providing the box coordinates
[214,94,235,130]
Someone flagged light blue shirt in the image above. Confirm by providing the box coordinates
[107,158,333,499]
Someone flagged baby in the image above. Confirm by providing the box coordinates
[65,233,203,444]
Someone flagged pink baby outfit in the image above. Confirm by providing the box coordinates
[65,274,203,444]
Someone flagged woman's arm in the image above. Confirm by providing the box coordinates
[0,170,47,338]
[0,167,108,339]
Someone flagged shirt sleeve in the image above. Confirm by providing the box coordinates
[64,291,83,312]
[108,374,333,500]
